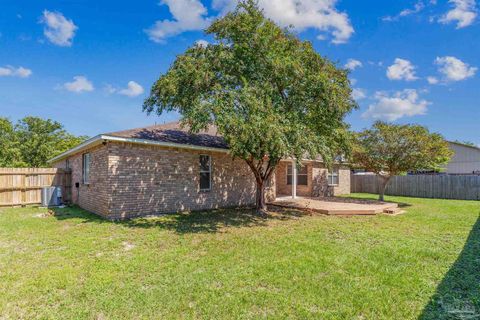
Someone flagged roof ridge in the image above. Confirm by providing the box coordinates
[448,140,480,151]
[105,120,182,136]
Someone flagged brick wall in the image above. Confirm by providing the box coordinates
[106,142,257,219]
[52,142,349,219]
[275,161,314,197]
[276,161,350,197]
[52,144,110,217]
[264,174,276,202]
[333,167,351,196]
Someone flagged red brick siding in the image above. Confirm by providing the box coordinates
[52,145,110,217]
[107,142,256,219]
[275,161,313,197]
[333,167,351,196]
[52,141,349,219]
[276,161,350,197]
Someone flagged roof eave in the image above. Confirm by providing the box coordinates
[48,135,104,164]
[47,134,230,164]
[48,134,350,166]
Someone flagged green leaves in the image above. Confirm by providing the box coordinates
[143,0,355,167]
[0,118,21,167]
[352,121,454,176]
[0,117,88,168]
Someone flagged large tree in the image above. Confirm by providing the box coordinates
[0,117,88,168]
[0,118,21,167]
[352,121,453,201]
[143,0,355,212]
[15,117,88,167]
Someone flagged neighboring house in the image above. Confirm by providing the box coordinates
[445,141,480,175]
[49,122,350,219]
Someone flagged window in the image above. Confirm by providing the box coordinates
[328,167,339,186]
[65,159,70,170]
[287,164,308,186]
[199,155,211,191]
[82,153,91,184]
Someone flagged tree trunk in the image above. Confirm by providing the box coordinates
[243,157,279,215]
[378,176,391,201]
[255,181,267,214]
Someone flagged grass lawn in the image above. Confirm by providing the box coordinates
[0,194,479,319]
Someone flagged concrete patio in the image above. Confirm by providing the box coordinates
[270,196,401,215]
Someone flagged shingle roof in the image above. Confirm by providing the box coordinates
[106,121,229,150]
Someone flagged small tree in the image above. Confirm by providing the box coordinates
[352,121,453,201]
[143,0,355,213]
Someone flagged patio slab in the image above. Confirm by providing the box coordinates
[269,197,400,215]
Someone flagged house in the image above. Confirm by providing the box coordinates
[49,122,350,219]
[445,141,480,175]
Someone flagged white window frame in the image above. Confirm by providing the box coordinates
[82,153,91,185]
[199,155,212,191]
[286,163,308,186]
[328,167,339,186]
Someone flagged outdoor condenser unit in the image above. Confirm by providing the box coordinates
[41,186,62,207]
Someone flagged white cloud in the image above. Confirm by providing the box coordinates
[427,76,439,84]
[383,1,426,21]
[148,0,354,44]
[386,58,418,81]
[195,39,209,48]
[146,0,210,43]
[118,81,145,97]
[104,84,117,95]
[105,81,145,97]
[0,66,32,78]
[253,0,354,44]
[362,89,429,121]
[40,10,77,47]
[344,59,362,71]
[435,56,477,81]
[439,0,477,28]
[399,1,426,16]
[63,76,94,93]
[352,88,366,100]
[316,34,327,40]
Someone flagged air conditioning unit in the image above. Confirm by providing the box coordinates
[41,186,62,207]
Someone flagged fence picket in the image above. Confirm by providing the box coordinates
[0,168,71,207]
[351,174,480,201]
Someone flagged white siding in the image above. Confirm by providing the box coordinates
[446,142,480,174]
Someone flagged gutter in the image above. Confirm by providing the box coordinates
[48,135,350,165]
[48,135,104,164]
[48,134,230,164]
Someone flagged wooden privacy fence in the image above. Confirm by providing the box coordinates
[351,174,480,200]
[0,168,71,207]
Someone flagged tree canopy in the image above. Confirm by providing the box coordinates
[0,116,88,168]
[352,121,453,200]
[143,0,356,211]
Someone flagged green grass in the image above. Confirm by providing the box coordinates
[0,194,479,319]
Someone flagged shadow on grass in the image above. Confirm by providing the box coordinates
[49,206,105,223]
[49,205,309,234]
[419,215,480,320]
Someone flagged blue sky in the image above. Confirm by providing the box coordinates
[1,0,479,145]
